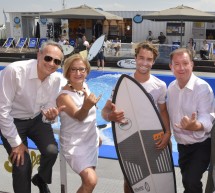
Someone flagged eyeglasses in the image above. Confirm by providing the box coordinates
[70,68,87,73]
[44,55,62,66]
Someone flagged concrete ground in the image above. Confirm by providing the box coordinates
[0,67,212,193]
[0,147,209,193]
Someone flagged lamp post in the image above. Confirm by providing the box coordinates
[62,0,66,9]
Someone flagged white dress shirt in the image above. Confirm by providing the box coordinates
[83,40,89,47]
[167,73,214,145]
[201,43,209,51]
[0,59,62,147]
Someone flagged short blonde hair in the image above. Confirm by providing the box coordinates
[170,48,193,62]
[63,54,91,80]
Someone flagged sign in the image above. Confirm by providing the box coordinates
[166,22,185,36]
[40,18,47,25]
[133,14,143,24]
[14,17,20,24]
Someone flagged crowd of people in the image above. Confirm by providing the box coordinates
[0,36,215,193]
[145,30,213,61]
[57,24,106,71]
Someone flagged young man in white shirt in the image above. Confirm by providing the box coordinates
[0,41,65,193]
[102,42,171,193]
[167,48,214,193]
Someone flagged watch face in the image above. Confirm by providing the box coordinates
[40,18,47,24]
[14,17,20,24]
[133,14,143,23]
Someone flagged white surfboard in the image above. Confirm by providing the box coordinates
[87,34,105,61]
[117,59,136,69]
[62,45,74,56]
[112,74,176,193]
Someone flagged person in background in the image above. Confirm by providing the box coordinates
[77,24,85,39]
[102,41,171,193]
[89,36,96,46]
[146,30,154,42]
[113,37,121,56]
[103,36,111,55]
[58,35,69,46]
[186,38,196,58]
[92,36,105,71]
[96,45,105,71]
[0,40,65,193]
[167,48,214,193]
[200,39,209,60]
[158,32,166,44]
[82,35,90,50]
[56,54,101,193]
[90,36,105,70]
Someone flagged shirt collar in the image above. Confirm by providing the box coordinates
[176,73,196,91]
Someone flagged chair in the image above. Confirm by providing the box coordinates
[15,37,27,52]
[172,41,180,51]
[38,38,48,49]
[104,40,112,55]
[2,37,14,52]
[27,38,38,50]
[201,42,212,60]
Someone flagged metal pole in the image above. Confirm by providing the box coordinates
[180,20,183,47]
[62,0,66,9]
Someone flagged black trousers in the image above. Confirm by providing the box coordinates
[178,138,211,193]
[205,123,215,193]
[200,50,208,59]
[0,114,58,193]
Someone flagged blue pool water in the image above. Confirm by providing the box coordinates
[54,70,128,146]
[87,70,127,125]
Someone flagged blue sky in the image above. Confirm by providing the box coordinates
[1,0,215,25]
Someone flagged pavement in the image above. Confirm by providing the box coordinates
[0,146,209,193]
[0,67,212,193]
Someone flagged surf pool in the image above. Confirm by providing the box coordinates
[1,66,215,164]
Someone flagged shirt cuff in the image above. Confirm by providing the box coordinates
[42,115,57,124]
[8,135,22,148]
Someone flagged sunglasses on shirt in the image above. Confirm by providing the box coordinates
[44,55,62,66]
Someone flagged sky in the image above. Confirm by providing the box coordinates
[1,0,215,25]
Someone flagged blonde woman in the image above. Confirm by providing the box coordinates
[57,54,101,193]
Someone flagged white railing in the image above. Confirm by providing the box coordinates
[104,41,215,60]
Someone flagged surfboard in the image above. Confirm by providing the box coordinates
[117,59,136,69]
[112,74,176,193]
[62,45,74,56]
[87,34,105,61]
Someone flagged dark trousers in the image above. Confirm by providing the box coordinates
[178,138,211,193]
[0,114,58,193]
[205,123,215,193]
[200,50,209,59]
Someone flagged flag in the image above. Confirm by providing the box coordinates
[3,9,7,23]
